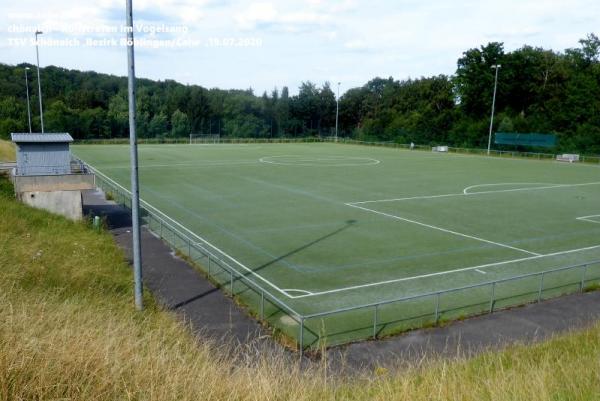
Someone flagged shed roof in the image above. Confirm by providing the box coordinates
[11,133,73,143]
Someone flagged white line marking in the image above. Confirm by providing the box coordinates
[462,182,557,194]
[259,155,380,167]
[350,181,600,205]
[576,214,600,224]
[102,160,260,169]
[86,163,295,301]
[281,289,314,296]
[287,244,600,299]
[475,269,487,274]
[346,203,541,256]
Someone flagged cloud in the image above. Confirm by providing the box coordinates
[234,2,331,32]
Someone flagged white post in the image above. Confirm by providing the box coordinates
[487,65,501,155]
[335,82,340,142]
[34,31,44,133]
[24,67,32,133]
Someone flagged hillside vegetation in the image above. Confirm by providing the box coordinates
[1,179,600,400]
[1,34,599,153]
[0,139,15,161]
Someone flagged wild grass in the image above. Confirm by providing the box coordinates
[1,179,600,400]
[0,139,15,161]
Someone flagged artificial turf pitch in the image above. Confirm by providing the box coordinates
[74,142,600,347]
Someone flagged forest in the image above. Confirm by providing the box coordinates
[0,34,599,153]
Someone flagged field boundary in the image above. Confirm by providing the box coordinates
[74,145,600,351]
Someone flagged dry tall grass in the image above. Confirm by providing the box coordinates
[1,178,599,400]
[0,139,15,161]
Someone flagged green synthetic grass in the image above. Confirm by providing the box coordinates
[73,142,600,346]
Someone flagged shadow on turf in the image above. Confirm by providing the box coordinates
[171,220,357,310]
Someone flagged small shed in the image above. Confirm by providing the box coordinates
[11,133,74,176]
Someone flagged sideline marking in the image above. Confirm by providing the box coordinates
[286,244,600,299]
[576,214,600,224]
[86,163,296,303]
[475,269,487,274]
[346,203,541,256]
[351,181,600,205]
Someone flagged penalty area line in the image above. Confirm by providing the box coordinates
[350,181,600,205]
[346,203,540,256]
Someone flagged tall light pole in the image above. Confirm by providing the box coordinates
[34,31,44,133]
[126,0,144,310]
[487,64,501,155]
[335,82,340,142]
[24,67,32,133]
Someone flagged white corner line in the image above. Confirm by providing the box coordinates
[475,269,487,274]
[281,288,315,296]
[346,203,541,256]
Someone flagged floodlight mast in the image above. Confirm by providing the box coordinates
[126,0,144,310]
[335,82,340,142]
[487,64,501,155]
[34,31,44,133]
[24,67,32,133]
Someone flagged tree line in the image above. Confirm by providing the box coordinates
[0,34,598,153]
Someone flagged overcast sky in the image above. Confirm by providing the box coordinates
[1,0,599,95]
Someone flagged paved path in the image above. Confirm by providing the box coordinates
[83,189,270,349]
[83,188,600,371]
[334,290,600,369]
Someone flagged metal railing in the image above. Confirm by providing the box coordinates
[11,160,90,176]
[300,260,600,348]
[76,136,600,164]
[335,138,600,164]
[87,163,305,343]
[77,153,600,353]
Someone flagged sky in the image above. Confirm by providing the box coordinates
[1,0,599,95]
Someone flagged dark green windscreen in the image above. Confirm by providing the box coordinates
[495,132,557,147]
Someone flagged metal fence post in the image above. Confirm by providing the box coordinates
[299,318,304,356]
[435,293,441,324]
[207,254,211,276]
[188,237,191,258]
[538,272,545,302]
[230,270,234,294]
[373,305,379,339]
[489,282,496,313]
[580,265,588,292]
[260,291,265,320]
[159,219,163,238]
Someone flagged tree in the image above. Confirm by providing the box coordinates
[147,112,168,138]
[455,42,505,116]
[170,109,190,138]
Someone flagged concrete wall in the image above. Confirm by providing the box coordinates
[18,190,83,220]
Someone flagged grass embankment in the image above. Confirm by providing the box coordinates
[1,178,599,400]
[0,139,15,161]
